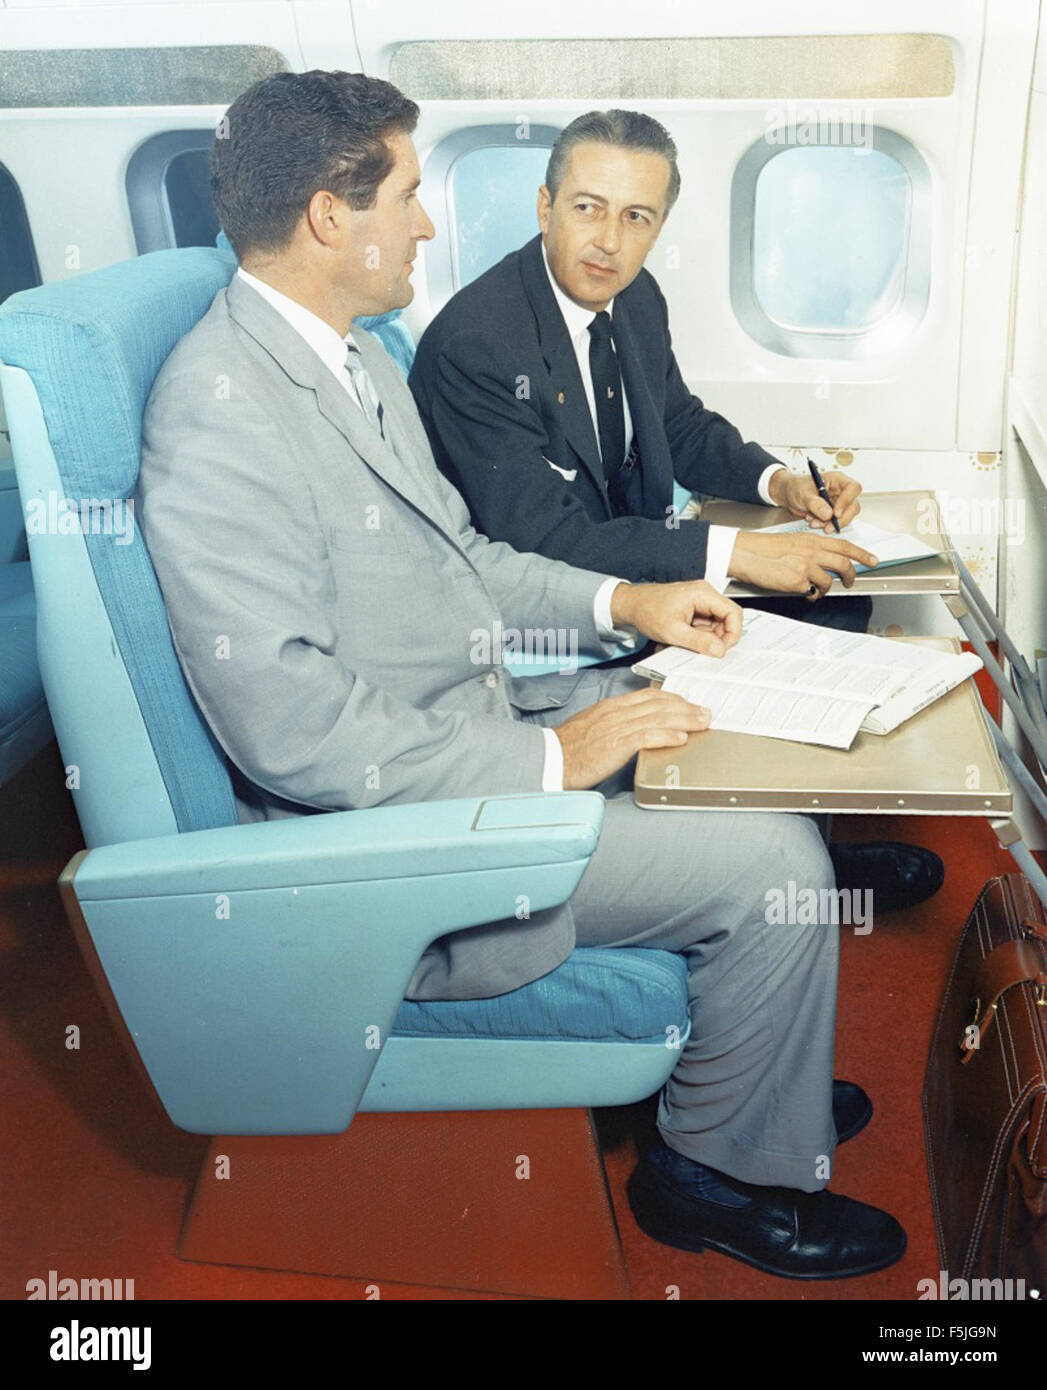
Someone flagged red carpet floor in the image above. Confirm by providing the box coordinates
[0,722,1040,1303]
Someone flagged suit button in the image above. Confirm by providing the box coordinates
[483,671,499,688]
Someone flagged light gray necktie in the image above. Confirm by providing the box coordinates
[343,343,385,439]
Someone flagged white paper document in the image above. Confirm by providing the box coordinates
[759,518,942,572]
[633,610,982,749]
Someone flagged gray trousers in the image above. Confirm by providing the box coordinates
[526,667,840,1193]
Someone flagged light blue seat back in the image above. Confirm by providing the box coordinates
[357,310,416,378]
[0,249,241,844]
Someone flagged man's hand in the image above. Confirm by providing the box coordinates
[553,579,739,789]
[556,688,712,790]
[728,529,878,596]
[767,467,862,532]
[609,578,743,657]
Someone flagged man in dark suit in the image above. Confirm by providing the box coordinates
[410,107,943,912]
[410,108,878,621]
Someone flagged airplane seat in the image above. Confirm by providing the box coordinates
[0,246,688,1298]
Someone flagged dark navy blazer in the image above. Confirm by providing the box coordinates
[409,234,781,584]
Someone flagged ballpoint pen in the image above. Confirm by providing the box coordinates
[806,457,841,533]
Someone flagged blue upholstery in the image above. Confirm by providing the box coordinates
[0,560,50,784]
[357,310,416,379]
[1,437,52,787]
[0,248,688,1136]
[0,457,27,562]
[394,947,687,1042]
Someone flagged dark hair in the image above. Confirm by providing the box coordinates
[545,109,680,214]
[211,70,419,259]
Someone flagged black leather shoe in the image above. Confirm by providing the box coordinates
[828,841,944,914]
[627,1148,907,1279]
[833,1079,873,1144]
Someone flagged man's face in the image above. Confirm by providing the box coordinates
[342,129,435,315]
[537,141,671,311]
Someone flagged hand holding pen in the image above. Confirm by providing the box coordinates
[766,461,863,531]
[807,457,842,533]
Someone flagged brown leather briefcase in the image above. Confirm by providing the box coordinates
[923,874,1047,1286]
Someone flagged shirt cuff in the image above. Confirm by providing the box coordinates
[594,577,639,649]
[758,464,787,506]
[703,525,739,593]
[541,727,565,791]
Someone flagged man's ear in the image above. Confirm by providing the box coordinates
[536,185,551,234]
[306,188,346,247]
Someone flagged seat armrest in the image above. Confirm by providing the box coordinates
[72,791,605,898]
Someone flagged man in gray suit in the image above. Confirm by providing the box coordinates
[136,70,905,1280]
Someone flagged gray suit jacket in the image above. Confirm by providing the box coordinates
[136,275,617,1000]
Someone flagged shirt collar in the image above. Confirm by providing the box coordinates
[540,241,614,343]
[235,266,357,377]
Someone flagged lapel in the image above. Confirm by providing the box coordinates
[518,237,606,500]
[225,275,462,546]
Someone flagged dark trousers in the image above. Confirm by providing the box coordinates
[740,593,872,634]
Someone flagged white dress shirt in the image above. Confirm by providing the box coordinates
[237,267,367,408]
[539,245,784,592]
[235,267,631,792]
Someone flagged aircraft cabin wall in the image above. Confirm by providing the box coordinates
[1001,12,1047,851]
[0,0,1043,654]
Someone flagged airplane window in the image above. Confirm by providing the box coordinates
[730,129,931,359]
[451,144,550,287]
[421,126,561,310]
[753,147,909,332]
[164,150,220,250]
[0,164,40,304]
[127,131,217,254]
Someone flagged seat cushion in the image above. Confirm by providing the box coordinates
[392,947,689,1043]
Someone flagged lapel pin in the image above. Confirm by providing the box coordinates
[557,391,565,404]
[607,387,615,399]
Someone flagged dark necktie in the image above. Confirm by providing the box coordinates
[587,311,625,476]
